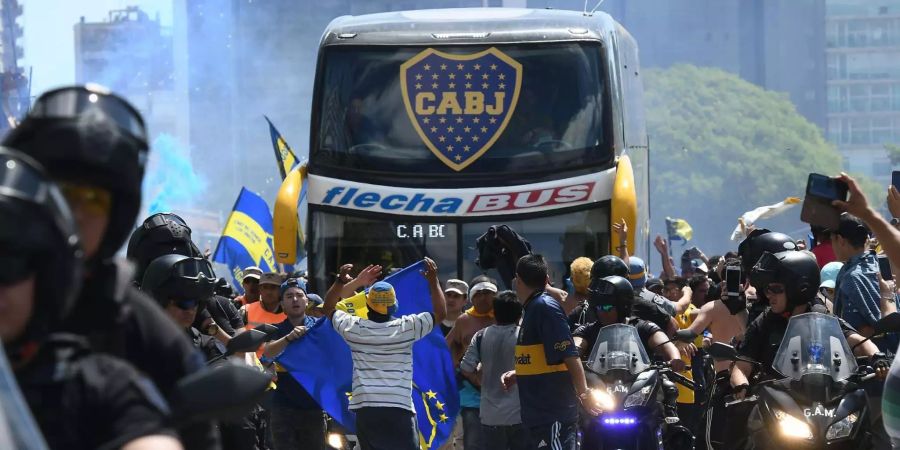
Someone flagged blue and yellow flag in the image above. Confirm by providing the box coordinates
[212,188,278,293]
[277,261,459,449]
[666,217,693,243]
[265,116,300,180]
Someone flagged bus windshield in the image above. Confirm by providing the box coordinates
[312,42,612,179]
[308,205,610,291]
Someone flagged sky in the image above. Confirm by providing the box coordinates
[21,0,173,96]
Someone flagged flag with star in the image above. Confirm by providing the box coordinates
[277,261,459,449]
[400,47,522,171]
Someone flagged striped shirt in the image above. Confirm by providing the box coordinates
[332,310,434,411]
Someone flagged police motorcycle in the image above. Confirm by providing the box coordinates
[582,324,695,450]
[709,312,900,449]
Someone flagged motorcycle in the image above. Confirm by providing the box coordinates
[581,324,694,450]
[708,312,900,449]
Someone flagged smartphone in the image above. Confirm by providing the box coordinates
[878,254,893,281]
[800,173,849,229]
[725,266,741,297]
[806,173,848,201]
[893,171,900,192]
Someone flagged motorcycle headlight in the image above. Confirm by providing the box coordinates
[590,389,616,411]
[327,432,345,449]
[826,413,859,441]
[624,385,653,408]
[774,409,813,440]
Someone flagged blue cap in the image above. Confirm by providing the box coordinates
[280,278,307,298]
[628,257,647,289]
[820,262,843,289]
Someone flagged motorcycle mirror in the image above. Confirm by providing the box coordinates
[170,365,270,423]
[707,342,739,361]
[874,312,900,335]
[226,329,269,354]
[253,323,280,340]
[674,329,698,342]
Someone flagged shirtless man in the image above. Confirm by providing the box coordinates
[673,259,749,450]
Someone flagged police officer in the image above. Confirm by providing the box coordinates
[2,85,217,448]
[729,250,887,448]
[0,148,181,450]
[736,229,798,323]
[573,275,692,450]
[128,212,244,338]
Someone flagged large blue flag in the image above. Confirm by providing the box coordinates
[212,187,279,294]
[277,261,459,449]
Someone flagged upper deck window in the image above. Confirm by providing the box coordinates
[312,42,613,180]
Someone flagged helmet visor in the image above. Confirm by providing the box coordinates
[171,257,216,281]
[28,87,147,143]
[0,152,78,250]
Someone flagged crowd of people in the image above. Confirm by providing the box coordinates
[6,83,900,450]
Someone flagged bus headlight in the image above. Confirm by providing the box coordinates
[774,410,812,440]
[826,413,858,440]
[624,386,652,408]
[590,389,616,411]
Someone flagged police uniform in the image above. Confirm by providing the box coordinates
[516,291,579,450]
[17,335,176,450]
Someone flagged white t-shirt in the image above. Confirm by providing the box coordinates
[332,310,434,411]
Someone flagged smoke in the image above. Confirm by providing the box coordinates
[142,133,206,215]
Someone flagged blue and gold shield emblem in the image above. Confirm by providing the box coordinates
[400,47,522,171]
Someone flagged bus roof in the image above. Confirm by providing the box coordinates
[320,8,621,47]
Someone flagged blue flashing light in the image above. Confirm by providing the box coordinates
[601,416,637,426]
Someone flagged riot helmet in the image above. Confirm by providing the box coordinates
[140,255,216,307]
[750,250,820,309]
[737,229,797,275]
[3,85,149,261]
[0,147,82,347]
[127,212,202,284]
[590,255,629,280]
[588,275,635,320]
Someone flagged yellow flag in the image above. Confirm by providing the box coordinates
[336,291,369,319]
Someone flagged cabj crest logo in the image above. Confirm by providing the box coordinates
[400,47,522,171]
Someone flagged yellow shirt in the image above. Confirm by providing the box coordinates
[673,304,703,403]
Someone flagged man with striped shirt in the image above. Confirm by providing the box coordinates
[324,258,447,450]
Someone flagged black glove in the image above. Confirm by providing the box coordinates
[869,352,890,372]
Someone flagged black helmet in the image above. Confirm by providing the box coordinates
[750,251,820,309]
[214,277,234,298]
[588,275,635,319]
[3,85,149,261]
[737,229,797,275]
[590,255,629,279]
[140,255,216,306]
[0,147,82,347]
[127,213,202,284]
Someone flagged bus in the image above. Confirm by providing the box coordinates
[301,7,649,291]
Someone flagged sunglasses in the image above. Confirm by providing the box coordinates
[0,254,33,285]
[596,304,616,312]
[60,182,112,217]
[170,298,200,310]
[765,284,785,295]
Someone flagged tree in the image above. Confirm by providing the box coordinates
[644,65,844,253]
[887,143,900,167]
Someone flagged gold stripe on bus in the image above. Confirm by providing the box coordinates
[514,344,568,376]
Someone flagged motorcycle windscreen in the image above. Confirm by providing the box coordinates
[772,312,857,382]
[586,324,651,375]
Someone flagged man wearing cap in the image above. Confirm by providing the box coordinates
[241,272,286,330]
[235,266,262,306]
[324,258,447,450]
[832,214,897,350]
[442,279,469,336]
[445,276,498,450]
[262,279,326,450]
[629,256,692,318]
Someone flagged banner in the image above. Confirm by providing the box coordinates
[730,197,801,241]
[666,217,693,243]
[278,261,459,448]
[265,116,300,180]
[212,187,278,293]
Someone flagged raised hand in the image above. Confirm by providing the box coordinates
[654,235,668,255]
[337,264,354,285]
[354,264,383,288]
[613,218,628,244]
[421,257,439,284]
[832,172,871,218]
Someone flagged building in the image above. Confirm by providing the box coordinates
[825,0,900,182]
[0,0,28,133]
[74,7,180,139]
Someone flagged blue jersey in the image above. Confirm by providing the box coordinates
[515,291,579,426]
